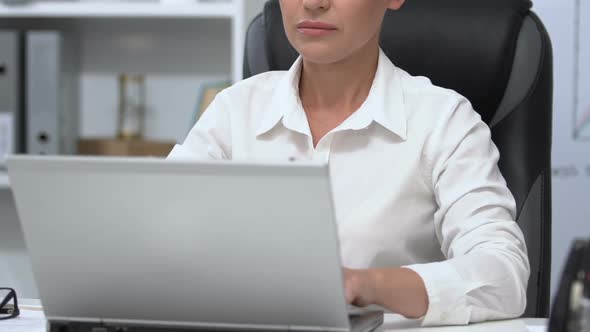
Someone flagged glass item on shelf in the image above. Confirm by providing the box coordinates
[117,74,146,140]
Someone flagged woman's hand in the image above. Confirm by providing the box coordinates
[343,268,378,307]
[343,267,429,319]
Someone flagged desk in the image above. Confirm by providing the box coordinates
[1,309,547,332]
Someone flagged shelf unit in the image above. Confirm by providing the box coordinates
[0,0,266,191]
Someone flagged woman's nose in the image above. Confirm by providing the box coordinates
[302,0,330,12]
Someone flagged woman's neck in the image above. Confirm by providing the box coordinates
[299,40,380,116]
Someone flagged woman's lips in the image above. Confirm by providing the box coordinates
[296,20,338,36]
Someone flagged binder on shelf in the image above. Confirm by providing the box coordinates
[26,30,80,156]
[0,30,24,168]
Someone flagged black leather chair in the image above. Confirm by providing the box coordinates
[243,0,553,318]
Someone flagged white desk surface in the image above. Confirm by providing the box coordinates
[1,308,547,332]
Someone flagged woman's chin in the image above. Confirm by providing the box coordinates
[295,44,347,65]
[299,52,346,65]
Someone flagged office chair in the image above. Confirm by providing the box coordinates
[243,0,553,319]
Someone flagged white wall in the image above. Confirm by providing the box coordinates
[532,0,590,296]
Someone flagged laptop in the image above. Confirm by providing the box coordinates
[6,155,384,332]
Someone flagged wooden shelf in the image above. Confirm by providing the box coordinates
[0,1,236,18]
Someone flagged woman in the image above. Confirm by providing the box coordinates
[168,0,529,326]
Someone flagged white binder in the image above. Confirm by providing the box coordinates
[0,30,23,168]
[26,31,80,155]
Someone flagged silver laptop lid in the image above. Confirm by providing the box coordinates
[7,155,351,331]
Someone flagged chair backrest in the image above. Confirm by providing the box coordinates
[243,0,553,318]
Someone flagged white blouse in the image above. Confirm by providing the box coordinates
[168,49,530,326]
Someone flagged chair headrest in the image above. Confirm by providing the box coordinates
[262,0,533,123]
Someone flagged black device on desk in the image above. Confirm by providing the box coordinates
[0,288,20,320]
[549,239,590,332]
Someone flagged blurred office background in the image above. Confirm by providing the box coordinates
[0,0,589,306]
